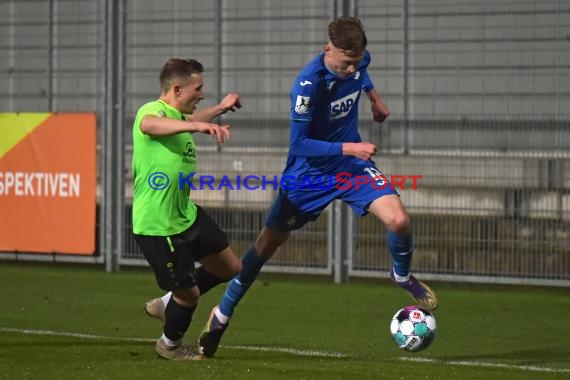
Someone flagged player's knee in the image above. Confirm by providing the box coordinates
[388,213,411,235]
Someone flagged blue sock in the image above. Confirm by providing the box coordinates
[219,247,266,317]
[387,230,413,276]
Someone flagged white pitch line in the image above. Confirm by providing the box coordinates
[222,344,348,358]
[2,327,569,374]
[0,327,347,358]
[0,327,154,343]
[397,356,570,374]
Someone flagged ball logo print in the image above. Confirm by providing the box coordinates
[410,310,424,322]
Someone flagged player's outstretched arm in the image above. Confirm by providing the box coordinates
[140,115,231,144]
[366,88,390,123]
[187,93,242,122]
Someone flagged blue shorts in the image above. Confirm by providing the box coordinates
[265,162,399,231]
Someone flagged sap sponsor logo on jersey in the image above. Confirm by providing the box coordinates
[295,95,311,114]
[329,90,360,120]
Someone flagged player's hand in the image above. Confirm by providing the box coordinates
[198,122,232,144]
[371,99,390,123]
[342,142,378,161]
[219,93,242,113]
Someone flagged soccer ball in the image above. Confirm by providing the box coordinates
[390,305,437,352]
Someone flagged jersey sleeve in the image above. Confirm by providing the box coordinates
[361,70,375,92]
[133,101,169,138]
[288,76,342,157]
[359,50,374,92]
[289,119,342,157]
[136,101,168,119]
[290,75,317,122]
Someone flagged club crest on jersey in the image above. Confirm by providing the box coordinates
[295,95,311,114]
[329,90,360,120]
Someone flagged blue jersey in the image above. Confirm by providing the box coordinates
[282,50,375,186]
[266,50,397,224]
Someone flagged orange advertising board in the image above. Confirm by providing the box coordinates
[0,113,96,254]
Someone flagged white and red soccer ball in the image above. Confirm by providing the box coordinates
[390,305,437,352]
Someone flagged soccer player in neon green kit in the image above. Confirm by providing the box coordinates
[132,58,243,360]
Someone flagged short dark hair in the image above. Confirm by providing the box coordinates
[328,17,367,55]
[159,58,204,92]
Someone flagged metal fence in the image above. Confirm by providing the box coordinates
[1,0,569,285]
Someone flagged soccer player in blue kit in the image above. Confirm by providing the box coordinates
[145,17,439,357]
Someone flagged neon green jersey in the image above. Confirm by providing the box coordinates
[132,100,197,235]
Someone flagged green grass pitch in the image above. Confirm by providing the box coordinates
[0,262,568,379]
